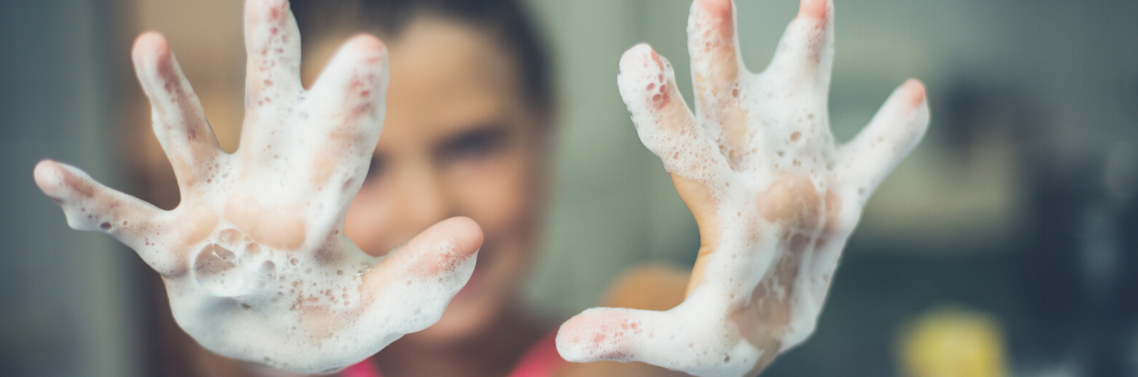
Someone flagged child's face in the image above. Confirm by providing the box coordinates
[305,17,549,341]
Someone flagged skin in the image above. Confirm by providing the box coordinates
[314,17,554,377]
[340,18,548,342]
[33,0,927,376]
[34,0,487,373]
[556,0,929,375]
[37,4,671,376]
[304,17,685,377]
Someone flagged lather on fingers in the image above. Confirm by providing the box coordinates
[132,32,221,191]
[32,0,486,372]
[33,160,173,272]
[557,0,930,376]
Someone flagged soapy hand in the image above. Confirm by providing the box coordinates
[556,0,929,376]
[33,0,481,373]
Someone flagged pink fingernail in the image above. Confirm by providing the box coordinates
[798,0,828,19]
[904,79,926,105]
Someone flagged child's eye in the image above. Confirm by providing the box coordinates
[437,126,509,165]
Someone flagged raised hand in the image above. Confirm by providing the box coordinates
[32,0,482,373]
[556,0,929,376]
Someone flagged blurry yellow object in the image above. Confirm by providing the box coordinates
[898,307,1009,377]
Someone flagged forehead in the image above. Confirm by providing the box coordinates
[384,17,520,131]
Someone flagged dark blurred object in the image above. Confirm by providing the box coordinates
[0,0,148,376]
[1016,111,1138,377]
[1126,71,1138,117]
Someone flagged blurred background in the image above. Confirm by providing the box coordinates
[1,0,1136,376]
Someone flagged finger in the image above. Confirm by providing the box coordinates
[686,0,752,167]
[34,160,173,271]
[359,217,480,334]
[688,0,743,112]
[364,216,482,292]
[835,79,930,202]
[306,35,389,191]
[620,44,731,265]
[557,307,755,377]
[243,0,303,105]
[619,44,729,183]
[764,0,834,92]
[132,32,221,190]
[557,308,682,364]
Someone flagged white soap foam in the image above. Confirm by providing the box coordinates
[151,39,473,373]
[36,1,479,373]
[560,1,928,376]
[166,233,474,373]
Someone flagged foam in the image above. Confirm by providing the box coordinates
[166,234,475,373]
[32,0,478,373]
[558,0,929,376]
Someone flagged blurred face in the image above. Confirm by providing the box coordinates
[304,17,549,342]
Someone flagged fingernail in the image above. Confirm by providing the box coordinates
[697,0,734,38]
[698,0,732,18]
[798,0,828,19]
[903,79,926,105]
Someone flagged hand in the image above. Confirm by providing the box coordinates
[555,0,929,376]
[32,0,482,373]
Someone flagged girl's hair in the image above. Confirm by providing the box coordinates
[291,0,555,118]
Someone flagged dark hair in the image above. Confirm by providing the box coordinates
[290,0,555,118]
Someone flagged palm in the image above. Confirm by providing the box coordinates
[33,0,481,373]
[556,0,929,376]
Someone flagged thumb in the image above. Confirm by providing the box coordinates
[363,216,483,293]
[557,307,676,364]
[556,305,756,377]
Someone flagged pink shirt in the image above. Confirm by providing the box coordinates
[340,332,563,377]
